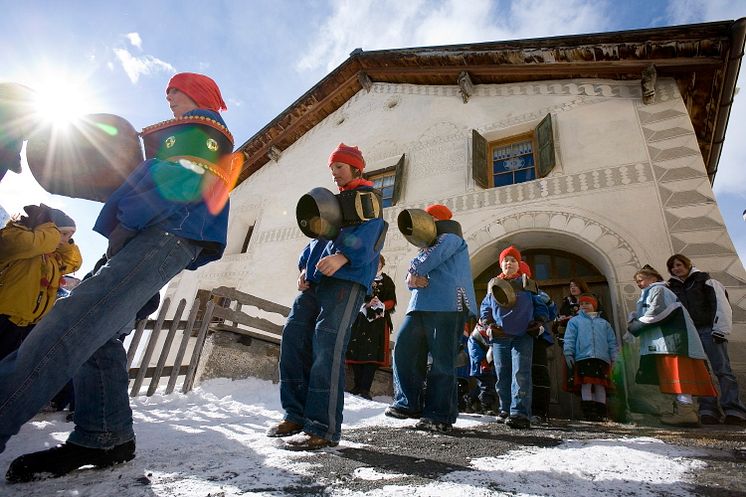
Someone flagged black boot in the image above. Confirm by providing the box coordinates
[581,401,595,421]
[593,402,607,422]
[6,440,136,483]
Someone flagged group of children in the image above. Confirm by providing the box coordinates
[462,248,618,425]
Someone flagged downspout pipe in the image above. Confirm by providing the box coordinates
[708,17,746,184]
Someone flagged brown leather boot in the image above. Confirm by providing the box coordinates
[266,420,303,437]
[283,433,338,451]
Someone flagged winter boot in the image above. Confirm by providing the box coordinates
[581,401,595,421]
[592,402,607,422]
[6,440,135,483]
[660,401,699,427]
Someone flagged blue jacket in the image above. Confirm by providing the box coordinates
[300,186,386,292]
[563,310,618,365]
[94,109,230,270]
[480,283,550,338]
[405,233,477,316]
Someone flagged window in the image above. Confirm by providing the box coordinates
[472,114,555,189]
[364,153,405,207]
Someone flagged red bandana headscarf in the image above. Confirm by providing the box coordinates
[167,73,227,112]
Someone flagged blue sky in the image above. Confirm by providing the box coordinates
[1,0,744,276]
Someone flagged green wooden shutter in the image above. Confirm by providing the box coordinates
[472,129,488,188]
[391,153,405,205]
[535,113,556,178]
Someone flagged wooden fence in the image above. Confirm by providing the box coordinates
[125,297,214,397]
[125,286,289,397]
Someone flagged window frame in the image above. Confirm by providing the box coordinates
[364,153,405,207]
[472,113,555,189]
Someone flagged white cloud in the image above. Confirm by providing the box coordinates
[113,48,175,84]
[296,0,612,73]
[125,32,143,50]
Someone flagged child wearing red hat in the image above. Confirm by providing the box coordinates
[269,143,387,450]
[386,204,478,433]
[563,293,618,421]
[2,72,233,482]
[479,245,550,428]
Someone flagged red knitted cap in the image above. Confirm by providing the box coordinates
[499,246,521,265]
[167,73,227,112]
[328,143,365,171]
[425,204,452,221]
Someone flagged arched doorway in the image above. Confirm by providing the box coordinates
[472,248,614,419]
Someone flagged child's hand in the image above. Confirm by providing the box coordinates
[297,269,310,291]
[316,253,348,276]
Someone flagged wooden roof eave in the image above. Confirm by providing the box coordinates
[235,20,742,185]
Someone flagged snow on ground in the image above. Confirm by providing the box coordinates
[0,377,711,497]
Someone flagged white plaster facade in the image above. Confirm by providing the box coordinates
[164,77,746,397]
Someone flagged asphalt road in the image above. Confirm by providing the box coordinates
[290,416,746,496]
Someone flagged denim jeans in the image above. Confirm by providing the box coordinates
[493,333,534,419]
[697,327,746,420]
[279,278,365,443]
[0,227,201,452]
[392,311,467,424]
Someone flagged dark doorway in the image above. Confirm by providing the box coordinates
[472,248,614,420]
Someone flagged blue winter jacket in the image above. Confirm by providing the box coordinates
[480,282,550,338]
[299,186,386,292]
[405,233,477,316]
[563,310,618,365]
[93,109,230,270]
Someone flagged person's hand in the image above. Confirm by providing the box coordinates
[297,269,310,291]
[712,331,728,344]
[623,331,636,343]
[487,324,505,339]
[406,273,429,289]
[526,320,544,337]
[316,252,348,276]
[369,296,382,307]
[106,224,137,258]
[565,356,575,369]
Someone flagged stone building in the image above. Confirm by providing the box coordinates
[165,19,746,415]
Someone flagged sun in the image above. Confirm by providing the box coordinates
[31,72,99,127]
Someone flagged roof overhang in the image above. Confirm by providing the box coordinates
[236,19,746,186]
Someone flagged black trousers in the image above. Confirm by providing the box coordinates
[532,339,551,418]
[350,363,378,394]
[0,315,34,362]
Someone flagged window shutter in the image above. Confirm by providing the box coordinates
[241,224,255,254]
[472,129,488,188]
[392,153,405,205]
[535,113,556,178]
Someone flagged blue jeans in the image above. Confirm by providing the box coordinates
[0,227,201,452]
[698,327,746,420]
[493,333,534,419]
[279,278,365,443]
[392,311,467,424]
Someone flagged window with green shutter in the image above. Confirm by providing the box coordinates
[365,154,405,207]
[472,114,555,189]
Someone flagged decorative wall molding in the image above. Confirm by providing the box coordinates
[634,94,746,321]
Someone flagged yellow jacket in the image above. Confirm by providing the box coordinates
[0,222,83,326]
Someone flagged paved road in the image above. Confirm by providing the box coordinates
[293,417,746,496]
